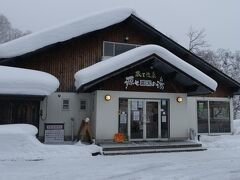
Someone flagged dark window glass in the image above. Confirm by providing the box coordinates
[115,44,136,55]
[210,101,230,133]
[0,100,39,128]
[146,101,158,138]
[103,42,114,56]
[161,100,169,138]
[197,101,209,133]
[62,99,70,110]
[0,101,11,124]
[80,100,87,110]
[130,100,143,139]
[119,98,128,137]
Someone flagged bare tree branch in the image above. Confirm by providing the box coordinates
[187,26,210,52]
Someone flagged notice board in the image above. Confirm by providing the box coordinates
[44,123,64,144]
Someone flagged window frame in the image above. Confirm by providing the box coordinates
[102,41,140,58]
[61,98,70,111]
[80,99,87,111]
[196,98,232,135]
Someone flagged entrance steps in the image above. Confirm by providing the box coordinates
[98,141,206,155]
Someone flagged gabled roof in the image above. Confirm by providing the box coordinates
[74,45,217,95]
[0,66,59,96]
[128,15,240,94]
[0,8,135,59]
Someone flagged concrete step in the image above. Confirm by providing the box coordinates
[102,143,202,152]
[103,146,206,155]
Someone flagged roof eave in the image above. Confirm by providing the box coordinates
[130,14,240,91]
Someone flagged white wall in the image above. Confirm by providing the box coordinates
[39,92,92,139]
[38,91,233,141]
[95,90,190,140]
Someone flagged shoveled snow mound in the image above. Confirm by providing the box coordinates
[233,119,240,135]
[0,66,59,96]
[0,8,134,58]
[0,124,101,161]
[75,45,218,91]
[0,124,38,135]
[200,134,240,150]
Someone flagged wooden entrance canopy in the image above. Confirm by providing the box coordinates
[75,45,217,96]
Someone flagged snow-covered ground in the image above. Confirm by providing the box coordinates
[1,121,240,180]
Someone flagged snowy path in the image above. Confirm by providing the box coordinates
[1,124,240,180]
[1,148,240,180]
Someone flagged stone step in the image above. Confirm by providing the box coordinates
[102,143,202,152]
[103,146,206,155]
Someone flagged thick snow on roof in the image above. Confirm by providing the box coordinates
[0,66,59,96]
[74,45,218,91]
[0,8,134,59]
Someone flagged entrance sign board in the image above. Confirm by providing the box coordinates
[44,123,64,144]
[124,70,165,90]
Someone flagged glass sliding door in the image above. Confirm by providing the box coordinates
[197,101,209,133]
[129,100,144,139]
[119,98,170,141]
[146,101,159,139]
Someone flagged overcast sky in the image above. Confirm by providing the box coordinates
[0,0,239,51]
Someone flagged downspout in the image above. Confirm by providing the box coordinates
[71,117,74,142]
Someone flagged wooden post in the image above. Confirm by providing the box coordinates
[78,117,93,143]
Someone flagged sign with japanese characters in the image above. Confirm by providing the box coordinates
[44,123,64,144]
[124,70,165,90]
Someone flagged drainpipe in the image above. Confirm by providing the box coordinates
[71,117,74,142]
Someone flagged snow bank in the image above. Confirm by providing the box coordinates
[0,124,100,161]
[0,8,134,58]
[200,120,240,149]
[75,45,218,91]
[0,124,38,135]
[200,134,240,150]
[233,119,240,135]
[0,66,59,96]
[0,124,44,161]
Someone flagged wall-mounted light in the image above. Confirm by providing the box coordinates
[176,97,183,103]
[124,36,129,42]
[105,94,111,101]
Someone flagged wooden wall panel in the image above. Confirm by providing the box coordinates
[12,20,154,92]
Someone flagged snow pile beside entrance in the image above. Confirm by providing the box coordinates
[200,120,240,149]
[75,45,218,91]
[0,8,134,58]
[233,119,240,135]
[0,124,100,161]
[200,134,240,150]
[0,66,59,96]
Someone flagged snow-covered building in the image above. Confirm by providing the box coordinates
[0,8,239,142]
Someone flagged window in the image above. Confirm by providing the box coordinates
[197,100,230,133]
[103,41,139,58]
[209,101,230,133]
[197,101,209,133]
[80,100,87,110]
[119,98,128,136]
[62,99,70,110]
[103,42,114,56]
